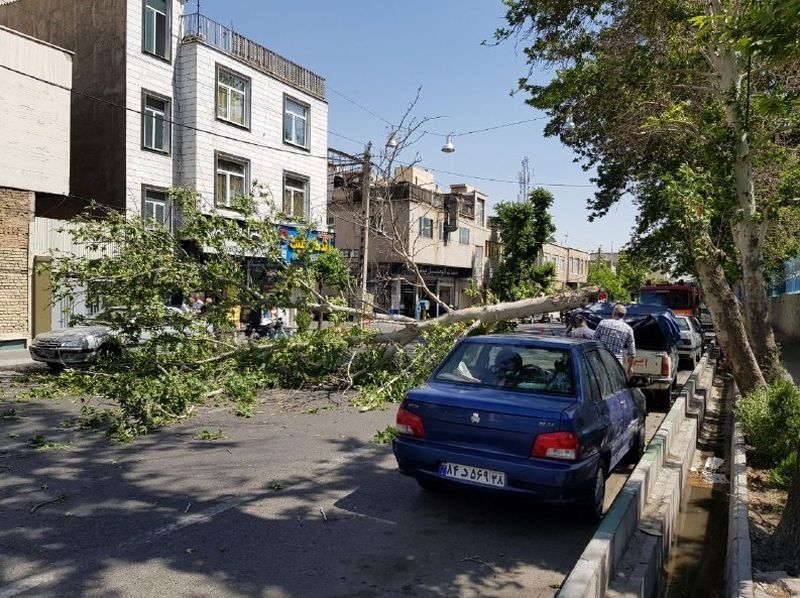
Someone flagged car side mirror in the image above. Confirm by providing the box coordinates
[628,375,649,388]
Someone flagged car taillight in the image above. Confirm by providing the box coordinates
[396,407,425,438]
[661,355,670,376]
[531,432,580,461]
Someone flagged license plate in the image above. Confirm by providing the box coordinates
[37,349,56,359]
[439,462,506,488]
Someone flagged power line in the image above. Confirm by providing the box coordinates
[0,63,331,161]
[2,64,595,192]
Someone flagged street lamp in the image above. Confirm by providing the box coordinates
[441,133,455,153]
[386,134,399,150]
[564,115,576,133]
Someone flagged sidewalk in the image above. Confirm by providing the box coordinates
[0,349,36,371]
[777,334,800,383]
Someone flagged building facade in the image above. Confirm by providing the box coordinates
[0,0,329,329]
[328,159,490,317]
[539,242,591,288]
[0,25,72,348]
[0,1,328,228]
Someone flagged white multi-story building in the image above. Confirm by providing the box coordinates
[0,1,328,228]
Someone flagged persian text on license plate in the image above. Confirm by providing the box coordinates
[439,462,506,488]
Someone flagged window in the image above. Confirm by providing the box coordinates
[580,355,602,403]
[142,187,169,229]
[283,174,309,218]
[585,351,613,398]
[143,0,169,59]
[419,217,433,239]
[284,96,309,148]
[217,66,249,127]
[215,154,248,208]
[475,198,485,227]
[459,227,470,245]
[599,349,627,392]
[142,92,169,153]
[433,342,575,396]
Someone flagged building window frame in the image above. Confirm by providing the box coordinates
[282,172,310,219]
[283,94,310,150]
[214,152,249,209]
[459,227,470,245]
[141,184,170,230]
[216,64,251,129]
[475,198,485,227]
[419,217,434,239]
[142,0,171,62]
[141,89,171,154]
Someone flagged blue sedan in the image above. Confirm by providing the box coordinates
[392,335,648,521]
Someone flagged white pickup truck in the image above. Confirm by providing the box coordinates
[573,304,682,409]
[630,346,679,406]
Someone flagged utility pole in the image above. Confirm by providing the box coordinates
[360,142,372,309]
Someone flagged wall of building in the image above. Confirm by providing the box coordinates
[540,242,590,287]
[176,40,329,226]
[0,188,33,346]
[771,294,800,339]
[409,201,489,272]
[0,26,71,195]
[0,0,128,214]
[124,0,184,218]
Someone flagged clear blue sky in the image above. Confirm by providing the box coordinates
[194,0,636,253]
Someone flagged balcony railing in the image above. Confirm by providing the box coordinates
[182,13,326,101]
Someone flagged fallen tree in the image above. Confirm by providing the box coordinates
[31,187,597,440]
[373,286,597,345]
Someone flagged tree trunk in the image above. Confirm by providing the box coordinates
[769,457,800,572]
[695,256,765,395]
[734,220,788,381]
[375,287,598,346]
[709,34,786,382]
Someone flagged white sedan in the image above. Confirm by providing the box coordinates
[675,315,703,368]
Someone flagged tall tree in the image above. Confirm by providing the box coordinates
[494,0,798,391]
[495,0,800,565]
[488,187,556,301]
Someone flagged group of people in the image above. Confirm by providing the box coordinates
[183,293,213,316]
[569,303,637,376]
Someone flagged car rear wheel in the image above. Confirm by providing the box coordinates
[583,463,606,523]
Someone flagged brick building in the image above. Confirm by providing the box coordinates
[0,25,71,348]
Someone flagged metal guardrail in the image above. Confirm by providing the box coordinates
[181,13,326,101]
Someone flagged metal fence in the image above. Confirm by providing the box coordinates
[181,13,326,100]
[771,256,800,296]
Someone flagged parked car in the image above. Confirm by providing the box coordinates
[392,335,648,521]
[29,306,186,371]
[571,303,682,408]
[675,316,703,368]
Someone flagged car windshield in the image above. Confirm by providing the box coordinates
[640,289,692,310]
[433,342,575,396]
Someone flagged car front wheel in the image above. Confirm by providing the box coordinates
[46,362,64,373]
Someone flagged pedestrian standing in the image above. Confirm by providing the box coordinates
[593,303,636,376]
[568,314,594,339]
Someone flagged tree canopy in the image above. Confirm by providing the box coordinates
[488,187,557,301]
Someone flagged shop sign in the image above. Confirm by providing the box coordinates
[277,225,335,263]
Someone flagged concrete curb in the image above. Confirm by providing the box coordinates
[727,388,754,598]
[557,354,714,598]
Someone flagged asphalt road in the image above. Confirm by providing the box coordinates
[0,347,692,598]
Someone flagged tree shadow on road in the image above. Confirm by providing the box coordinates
[0,392,596,597]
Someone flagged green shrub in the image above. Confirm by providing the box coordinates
[737,379,800,488]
